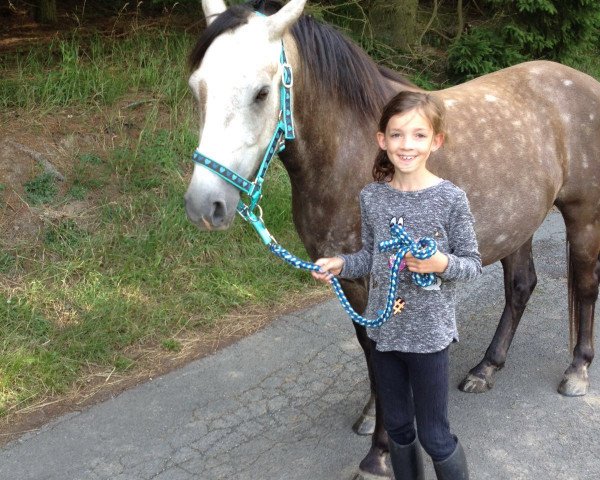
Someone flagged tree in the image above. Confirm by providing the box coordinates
[367,0,419,51]
[34,0,57,24]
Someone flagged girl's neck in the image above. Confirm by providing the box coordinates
[389,171,442,192]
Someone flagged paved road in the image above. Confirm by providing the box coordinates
[1,210,599,480]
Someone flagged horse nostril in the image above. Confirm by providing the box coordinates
[211,201,227,226]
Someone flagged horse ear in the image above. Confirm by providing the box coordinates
[266,0,307,40]
[202,0,227,26]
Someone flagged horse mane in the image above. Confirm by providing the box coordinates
[188,0,416,121]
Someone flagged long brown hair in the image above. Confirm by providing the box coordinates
[372,91,446,182]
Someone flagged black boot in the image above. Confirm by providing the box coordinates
[433,440,469,480]
[388,437,424,480]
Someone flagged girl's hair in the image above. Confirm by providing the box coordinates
[372,91,446,182]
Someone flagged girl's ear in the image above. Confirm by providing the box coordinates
[376,131,387,150]
[431,132,445,152]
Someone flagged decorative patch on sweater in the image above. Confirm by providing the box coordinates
[393,297,406,315]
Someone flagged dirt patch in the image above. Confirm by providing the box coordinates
[0,97,171,245]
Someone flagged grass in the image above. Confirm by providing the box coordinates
[0,29,191,110]
[0,25,318,418]
[1,124,315,416]
[23,172,59,205]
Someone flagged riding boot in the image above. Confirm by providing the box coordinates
[388,437,425,480]
[433,440,469,480]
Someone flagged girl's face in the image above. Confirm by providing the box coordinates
[376,108,444,178]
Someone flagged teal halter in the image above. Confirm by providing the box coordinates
[192,41,294,245]
[190,32,438,328]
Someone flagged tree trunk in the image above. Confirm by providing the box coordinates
[367,0,419,51]
[34,0,57,24]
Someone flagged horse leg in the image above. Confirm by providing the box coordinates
[340,278,390,478]
[556,210,599,396]
[459,237,537,393]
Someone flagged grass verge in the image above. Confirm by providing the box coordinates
[0,24,322,419]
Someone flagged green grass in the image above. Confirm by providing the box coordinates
[0,27,318,417]
[24,172,58,205]
[0,29,191,110]
[0,121,314,416]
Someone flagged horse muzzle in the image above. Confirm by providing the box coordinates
[184,190,236,231]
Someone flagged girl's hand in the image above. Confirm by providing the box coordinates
[404,251,448,274]
[311,257,345,284]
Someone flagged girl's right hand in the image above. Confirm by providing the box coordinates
[311,257,345,284]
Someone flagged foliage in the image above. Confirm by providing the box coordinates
[447,26,526,80]
[447,0,600,81]
[488,0,600,57]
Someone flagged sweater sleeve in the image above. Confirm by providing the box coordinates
[438,191,482,282]
[338,193,373,279]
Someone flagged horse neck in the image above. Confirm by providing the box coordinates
[275,52,381,257]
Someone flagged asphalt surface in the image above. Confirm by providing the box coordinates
[1,209,599,480]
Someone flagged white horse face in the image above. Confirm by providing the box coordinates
[184,0,306,230]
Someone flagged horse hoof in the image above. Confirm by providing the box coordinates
[352,413,376,436]
[558,367,589,396]
[458,373,492,393]
[354,452,391,479]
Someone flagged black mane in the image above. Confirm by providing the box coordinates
[188,0,415,120]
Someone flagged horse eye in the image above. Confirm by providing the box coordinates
[255,87,270,102]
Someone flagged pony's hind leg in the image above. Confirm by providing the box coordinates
[339,278,390,479]
[557,210,600,396]
[460,237,537,393]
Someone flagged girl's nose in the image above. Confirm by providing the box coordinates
[401,138,414,149]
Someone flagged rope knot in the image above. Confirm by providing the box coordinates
[378,224,438,287]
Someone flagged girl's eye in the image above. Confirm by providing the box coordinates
[255,87,269,102]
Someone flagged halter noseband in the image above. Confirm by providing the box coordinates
[192,38,295,245]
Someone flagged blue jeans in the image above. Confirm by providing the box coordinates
[371,342,457,461]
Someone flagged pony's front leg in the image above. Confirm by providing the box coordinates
[340,278,391,479]
[460,237,537,393]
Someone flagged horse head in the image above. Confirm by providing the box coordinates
[184,0,307,230]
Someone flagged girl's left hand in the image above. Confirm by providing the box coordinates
[404,251,448,274]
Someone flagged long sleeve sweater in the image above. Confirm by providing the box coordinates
[339,180,482,353]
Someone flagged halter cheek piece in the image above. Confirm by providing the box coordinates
[191,14,437,327]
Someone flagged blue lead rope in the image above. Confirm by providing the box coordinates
[269,223,437,328]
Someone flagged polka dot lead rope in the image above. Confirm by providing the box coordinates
[269,223,437,328]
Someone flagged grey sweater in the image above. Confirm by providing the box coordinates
[340,180,482,353]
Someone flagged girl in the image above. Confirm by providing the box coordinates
[312,91,481,480]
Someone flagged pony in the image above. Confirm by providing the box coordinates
[184,0,600,477]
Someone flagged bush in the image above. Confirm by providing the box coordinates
[447,26,526,80]
[447,0,600,82]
